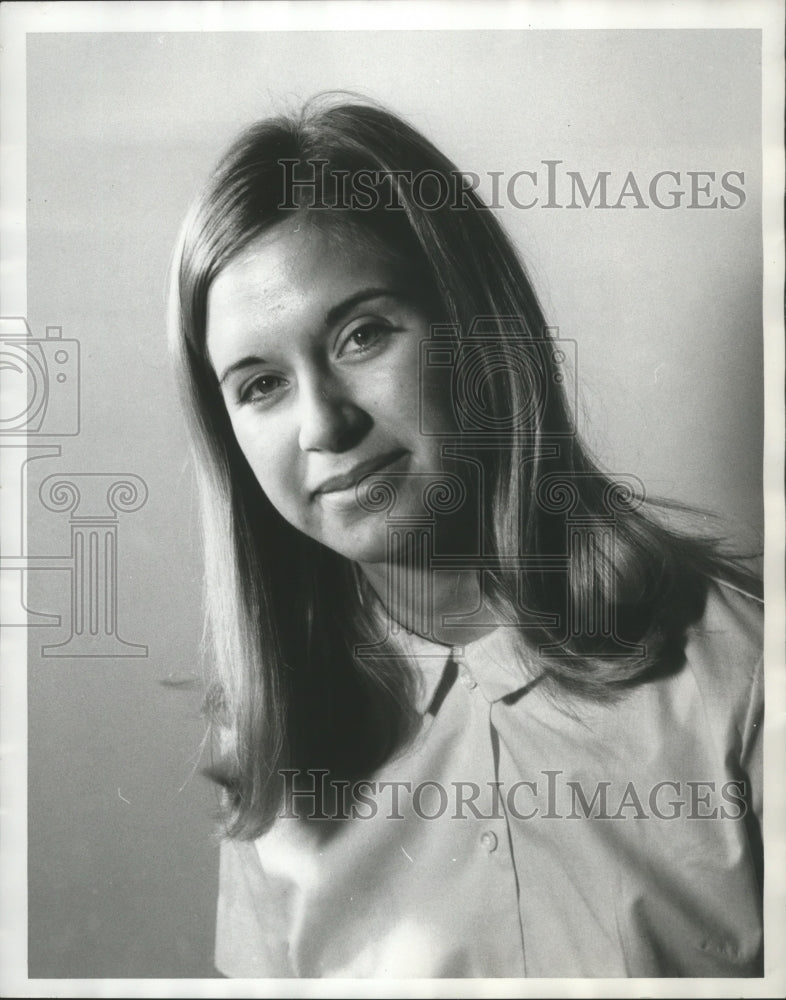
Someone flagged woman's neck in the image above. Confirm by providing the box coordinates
[358,560,499,647]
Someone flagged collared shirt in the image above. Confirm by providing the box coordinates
[215,579,763,978]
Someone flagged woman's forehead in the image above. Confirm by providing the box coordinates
[229,208,402,262]
[211,222,402,310]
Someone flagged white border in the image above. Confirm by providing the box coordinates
[1,2,783,997]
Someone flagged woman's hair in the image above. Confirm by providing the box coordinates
[169,94,760,838]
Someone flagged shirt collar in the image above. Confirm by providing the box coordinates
[387,622,542,714]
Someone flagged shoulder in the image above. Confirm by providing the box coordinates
[685,577,762,683]
[680,577,763,758]
[696,575,762,630]
[215,835,293,977]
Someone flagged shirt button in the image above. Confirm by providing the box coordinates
[480,830,498,853]
[458,667,477,690]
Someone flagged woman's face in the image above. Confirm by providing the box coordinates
[206,220,456,565]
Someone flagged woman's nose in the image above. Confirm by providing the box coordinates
[297,378,371,453]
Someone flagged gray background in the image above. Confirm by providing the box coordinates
[25,30,762,977]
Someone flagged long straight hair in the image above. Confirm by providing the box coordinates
[170,96,759,838]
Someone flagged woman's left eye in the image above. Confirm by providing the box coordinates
[337,322,392,358]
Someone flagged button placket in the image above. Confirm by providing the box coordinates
[454,656,478,691]
[451,656,527,974]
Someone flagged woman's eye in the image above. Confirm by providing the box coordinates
[240,374,286,404]
[338,322,391,358]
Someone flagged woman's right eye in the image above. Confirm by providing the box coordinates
[239,374,287,405]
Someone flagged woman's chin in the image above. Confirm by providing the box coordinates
[312,519,393,567]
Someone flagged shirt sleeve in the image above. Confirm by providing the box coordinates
[215,837,294,978]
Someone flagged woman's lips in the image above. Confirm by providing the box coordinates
[313,450,408,506]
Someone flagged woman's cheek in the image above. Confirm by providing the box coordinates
[248,428,303,511]
[230,414,277,488]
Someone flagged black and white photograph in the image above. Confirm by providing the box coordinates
[1,1,784,996]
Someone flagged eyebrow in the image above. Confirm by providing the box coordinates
[324,286,397,328]
[217,286,400,386]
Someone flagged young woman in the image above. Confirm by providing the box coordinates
[169,97,763,978]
